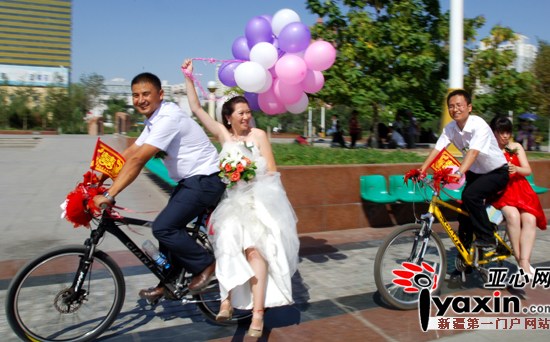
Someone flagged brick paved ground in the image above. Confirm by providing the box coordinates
[1,134,548,341]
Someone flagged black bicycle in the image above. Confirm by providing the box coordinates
[5,206,251,342]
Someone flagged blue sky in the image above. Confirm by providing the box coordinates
[71,0,550,87]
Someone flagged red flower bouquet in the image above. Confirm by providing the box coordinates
[219,150,257,188]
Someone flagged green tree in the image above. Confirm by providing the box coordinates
[533,40,550,119]
[305,0,483,145]
[44,86,71,132]
[105,97,127,117]
[0,86,8,128]
[8,87,38,129]
[464,25,537,119]
[79,73,105,109]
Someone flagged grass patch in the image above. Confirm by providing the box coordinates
[272,144,427,165]
[213,141,549,166]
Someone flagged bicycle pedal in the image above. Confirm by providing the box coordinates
[142,297,161,307]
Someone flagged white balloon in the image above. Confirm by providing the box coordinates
[271,8,301,36]
[234,61,267,93]
[250,42,279,69]
[257,70,273,93]
[285,92,309,114]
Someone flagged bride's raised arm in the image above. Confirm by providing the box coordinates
[182,59,228,143]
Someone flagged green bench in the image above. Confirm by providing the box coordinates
[360,174,464,203]
[359,175,398,203]
[388,174,426,202]
[145,158,178,187]
[526,174,548,194]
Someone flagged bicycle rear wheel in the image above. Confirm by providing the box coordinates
[5,245,125,342]
[194,280,252,325]
[374,223,447,310]
[192,230,252,324]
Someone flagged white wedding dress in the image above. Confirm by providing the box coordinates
[209,141,299,309]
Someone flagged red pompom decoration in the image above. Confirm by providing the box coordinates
[404,168,426,185]
[432,168,459,192]
[62,172,107,228]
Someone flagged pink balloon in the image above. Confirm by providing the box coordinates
[274,54,307,85]
[273,79,303,104]
[304,40,336,71]
[285,93,309,114]
[269,66,278,79]
[301,69,325,93]
[258,88,285,115]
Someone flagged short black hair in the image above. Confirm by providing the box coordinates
[447,89,471,105]
[131,72,162,91]
[490,116,513,133]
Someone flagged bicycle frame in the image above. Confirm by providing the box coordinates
[73,210,205,299]
[419,182,512,267]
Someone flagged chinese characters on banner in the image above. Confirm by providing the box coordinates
[90,138,125,179]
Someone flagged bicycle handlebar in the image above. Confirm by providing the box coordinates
[405,168,461,193]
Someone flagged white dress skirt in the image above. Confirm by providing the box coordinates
[209,141,299,310]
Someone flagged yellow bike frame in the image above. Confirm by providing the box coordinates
[428,194,513,266]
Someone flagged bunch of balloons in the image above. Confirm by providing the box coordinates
[218,8,336,115]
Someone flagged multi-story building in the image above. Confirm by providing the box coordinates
[0,0,71,88]
[497,34,538,73]
[475,33,538,95]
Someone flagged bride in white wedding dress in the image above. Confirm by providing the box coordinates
[183,59,299,338]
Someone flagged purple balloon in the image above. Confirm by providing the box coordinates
[278,22,311,53]
[244,92,260,111]
[245,16,273,48]
[232,36,250,60]
[260,14,272,24]
[272,37,286,59]
[218,61,240,87]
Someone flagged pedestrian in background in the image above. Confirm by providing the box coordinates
[348,110,361,148]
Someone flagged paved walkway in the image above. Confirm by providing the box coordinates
[0,134,549,341]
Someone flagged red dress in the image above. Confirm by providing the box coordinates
[492,151,547,230]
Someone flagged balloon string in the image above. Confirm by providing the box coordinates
[181,57,245,98]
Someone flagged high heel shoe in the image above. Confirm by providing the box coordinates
[247,310,264,338]
[215,299,233,321]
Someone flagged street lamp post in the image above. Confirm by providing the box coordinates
[207,81,217,121]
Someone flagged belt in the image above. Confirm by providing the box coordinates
[178,171,219,184]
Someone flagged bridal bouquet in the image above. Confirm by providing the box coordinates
[219,150,257,188]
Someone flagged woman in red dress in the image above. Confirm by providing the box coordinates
[490,117,547,276]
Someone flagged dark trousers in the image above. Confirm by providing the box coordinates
[332,132,346,147]
[458,165,509,248]
[350,133,360,148]
[153,173,225,275]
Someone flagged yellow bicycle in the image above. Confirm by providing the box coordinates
[374,170,513,310]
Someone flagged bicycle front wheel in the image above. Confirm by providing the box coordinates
[5,245,125,342]
[374,223,447,310]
